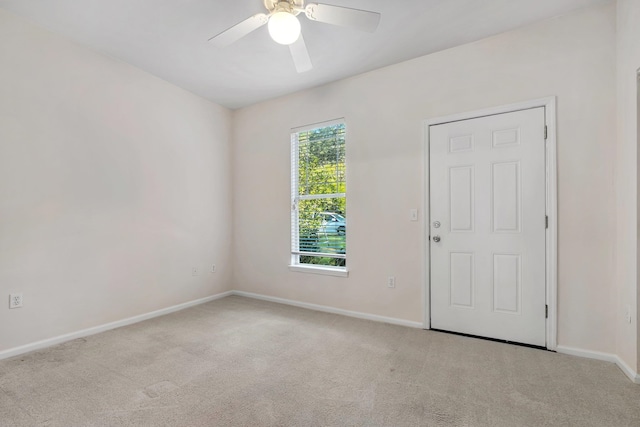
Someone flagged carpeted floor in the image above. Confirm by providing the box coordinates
[1,295,639,426]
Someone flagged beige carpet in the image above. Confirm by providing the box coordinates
[1,295,639,426]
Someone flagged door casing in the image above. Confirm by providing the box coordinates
[422,97,557,351]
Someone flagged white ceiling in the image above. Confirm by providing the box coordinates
[0,0,607,109]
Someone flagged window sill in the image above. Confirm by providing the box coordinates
[288,264,349,278]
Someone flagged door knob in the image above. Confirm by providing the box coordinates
[432,235,441,243]
[433,221,441,228]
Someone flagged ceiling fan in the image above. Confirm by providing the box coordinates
[208,0,381,73]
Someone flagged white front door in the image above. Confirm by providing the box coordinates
[429,107,546,347]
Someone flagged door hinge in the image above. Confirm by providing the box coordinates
[545,215,548,229]
[544,125,548,140]
[545,304,548,319]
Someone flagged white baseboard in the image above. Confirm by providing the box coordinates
[615,355,640,384]
[232,290,423,329]
[0,291,233,361]
[556,345,640,384]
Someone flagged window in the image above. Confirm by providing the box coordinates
[291,120,346,272]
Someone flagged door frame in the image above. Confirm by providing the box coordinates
[422,97,558,350]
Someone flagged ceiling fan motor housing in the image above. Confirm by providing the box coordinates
[264,0,304,15]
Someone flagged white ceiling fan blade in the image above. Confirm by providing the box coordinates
[304,3,380,32]
[289,34,312,73]
[208,13,269,48]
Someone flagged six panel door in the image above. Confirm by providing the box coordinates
[429,108,547,347]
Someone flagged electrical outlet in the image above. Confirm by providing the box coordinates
[9,293,23,309]
[211,264,216,273]
[387,276,396,288]
[625,305,632,324]
[192,267,198,277]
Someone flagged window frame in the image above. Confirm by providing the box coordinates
[289,118,348,277]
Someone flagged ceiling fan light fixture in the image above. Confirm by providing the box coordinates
[268,11,301,45]
[209,1,381,73]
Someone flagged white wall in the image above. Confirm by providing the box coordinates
[0,9,233,353]
[616,0,640,372]
[233,3,617,353]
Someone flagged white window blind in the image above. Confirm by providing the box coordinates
[291,120,346,268]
